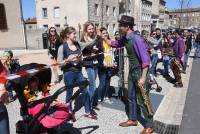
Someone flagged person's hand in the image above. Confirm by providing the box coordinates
[96,26,101,36]
[0,85,9,104]
[138,77,146,88]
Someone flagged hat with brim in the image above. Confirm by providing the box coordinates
[118,15,136,26]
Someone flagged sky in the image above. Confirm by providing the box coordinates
[22,0,200,19]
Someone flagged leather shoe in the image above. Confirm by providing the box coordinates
[119,120,138,127]
[140,128,154,134]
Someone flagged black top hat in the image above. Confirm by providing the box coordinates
[118,15,136,26]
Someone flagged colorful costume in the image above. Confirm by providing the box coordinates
[171,36,185,87]
[111,32,153,128]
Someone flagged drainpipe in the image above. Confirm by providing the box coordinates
[19,0,28,49]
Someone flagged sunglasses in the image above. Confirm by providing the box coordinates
[50,30,56,32]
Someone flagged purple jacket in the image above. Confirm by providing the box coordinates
[173,37,185,61]
[111,32,150,68]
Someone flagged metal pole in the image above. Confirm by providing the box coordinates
[101,0,104,27]
[19,0,28,49]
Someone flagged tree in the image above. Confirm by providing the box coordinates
[178,0,191,28]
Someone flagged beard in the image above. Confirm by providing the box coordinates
[119,29,126,37]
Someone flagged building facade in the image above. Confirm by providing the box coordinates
[151,0,169,31]
[25,17,37,30]
[119,0,152,32]
[140,0,152,31]
[0,0,26,49]
[169,8,200,29]
[36,0,119,35]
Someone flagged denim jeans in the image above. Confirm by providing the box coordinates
[64,71,88,113]
[163,55,170,76]
[195,45,200,58]
[85,67,97,113]
[150,54,158,75]
[0,105,9,134]
[98,69,112,101]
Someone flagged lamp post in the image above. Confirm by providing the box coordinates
[64,16,68,27]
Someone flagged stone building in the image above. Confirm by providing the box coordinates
[0,0,26,49]
[151,0,169,31]
[169,8,200,29]
[25,17,37,30]
[119,0,152,32]
[36,0,119,35]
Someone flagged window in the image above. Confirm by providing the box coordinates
[94,4,99,16]
[43,24,48,28]
[42,8,48,18]
[106,24,109,32]
[0,3,8,30]
[113,7,116,17]
[28,25,32,29]
[106,6,109,16]
[113,24,116,33]
[55,24,60,28]
[54,7,60,18]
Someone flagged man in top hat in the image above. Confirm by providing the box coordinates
[104,15,154,134]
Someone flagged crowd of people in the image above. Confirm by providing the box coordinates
[0,15,200,134]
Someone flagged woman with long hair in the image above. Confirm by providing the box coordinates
[57,26,97,120]
[80,22,102,117]
[48,27,61,84]
[162,32,174,78]
[96,27,113,103]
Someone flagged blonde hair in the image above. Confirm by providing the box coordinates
[81,21,96,42]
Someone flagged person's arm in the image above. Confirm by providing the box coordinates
[134,37,150,69]
[138,67,148,88]
[178,39,185,60]
[0,61,9,104]
[0,84,9,104]
[106,36,127,48]
[57,45,64,64]
[133,37,150,87]
[148,37,162,47]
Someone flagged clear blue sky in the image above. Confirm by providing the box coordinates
[22,0,200,19]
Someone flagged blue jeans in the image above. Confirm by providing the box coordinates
[98,69,112,101]
[163,55,170,76]
[195,45,200,58]
[150,54,158,75]
[0,105,9,134]
[85,67,97,113]
[64,71,88,113]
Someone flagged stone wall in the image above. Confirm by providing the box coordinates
[0,0,25,49]
[88,0,119,35]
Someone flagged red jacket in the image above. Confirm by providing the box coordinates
[0,60,7,84]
